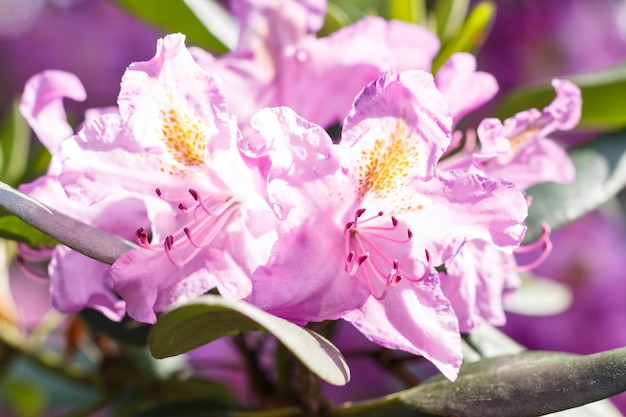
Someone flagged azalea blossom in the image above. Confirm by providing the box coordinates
[241,69,528,379]
[53,33,277,323]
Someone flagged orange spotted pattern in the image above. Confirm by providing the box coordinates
[356,122,422,211]
[160,106,208,167]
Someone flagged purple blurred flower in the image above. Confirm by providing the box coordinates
[478,0,626,90]
[0,0,163,115]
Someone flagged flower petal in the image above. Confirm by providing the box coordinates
[340,70,452,209]
[49,246,126,321]
[342,272,462,380]
[435,53,498,123]
[19,70,86,154]
[280,16,440,127]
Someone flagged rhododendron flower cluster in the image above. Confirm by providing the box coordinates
[15,14,581,380]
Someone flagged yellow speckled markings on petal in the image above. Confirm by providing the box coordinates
[160,105,208,168]
[356,121,421,205]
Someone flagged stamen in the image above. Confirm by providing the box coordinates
[343,208,430,299]
[139,189,240,267]
[512,222,552,271]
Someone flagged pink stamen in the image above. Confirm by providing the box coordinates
[343,208,430,299]
[139,189,239,267]
[512,222,553,271]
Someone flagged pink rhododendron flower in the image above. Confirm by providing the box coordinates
[191,0,439,133]
[17,70,143,321]
[241,69,528,379]
[437,79,581,332]
[473,79,580,189]
[55,34,277,323]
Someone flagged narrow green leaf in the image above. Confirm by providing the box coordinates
[388,0,425,24]
[148,295,350,386]
[0,100,30,187]
[318,3,352,37]
[524,129,626,241]
[494,62,626,131]
[327,0,387,22]
[113,0,230,53]
[182,0,238,50]
[400,347,626,417]
[0,181,136,264]
[432,1,495,72]
[433,0,470,42]
[0,215,57,246]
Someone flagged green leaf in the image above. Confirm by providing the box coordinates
[0,100,30,187]
[432,1,495,72]
[524,129,626,241]
[327,0,387,22]
[388,0,426,25]
[113,0,232,53]
[317,3,351,37]
[148,294,350,386]
[0,181,136,264]
[0,214,58,246]
[433,0,470,42]
[0,379,47,417]
[399,347,626,417]
[494,62,626,131]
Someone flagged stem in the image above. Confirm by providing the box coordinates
[328,391,403,416]
[274,342,293,401]
[224,390,403,417]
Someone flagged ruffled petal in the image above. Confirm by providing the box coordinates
[242,106,345,221]
[406,170,527,266]
[248,223,370,323]
[49,246,126,321]
[435,53,498,123]
[19,70,86,160]
[342,272,462,380]
[280,16,440,127]
[340,70,452,212]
